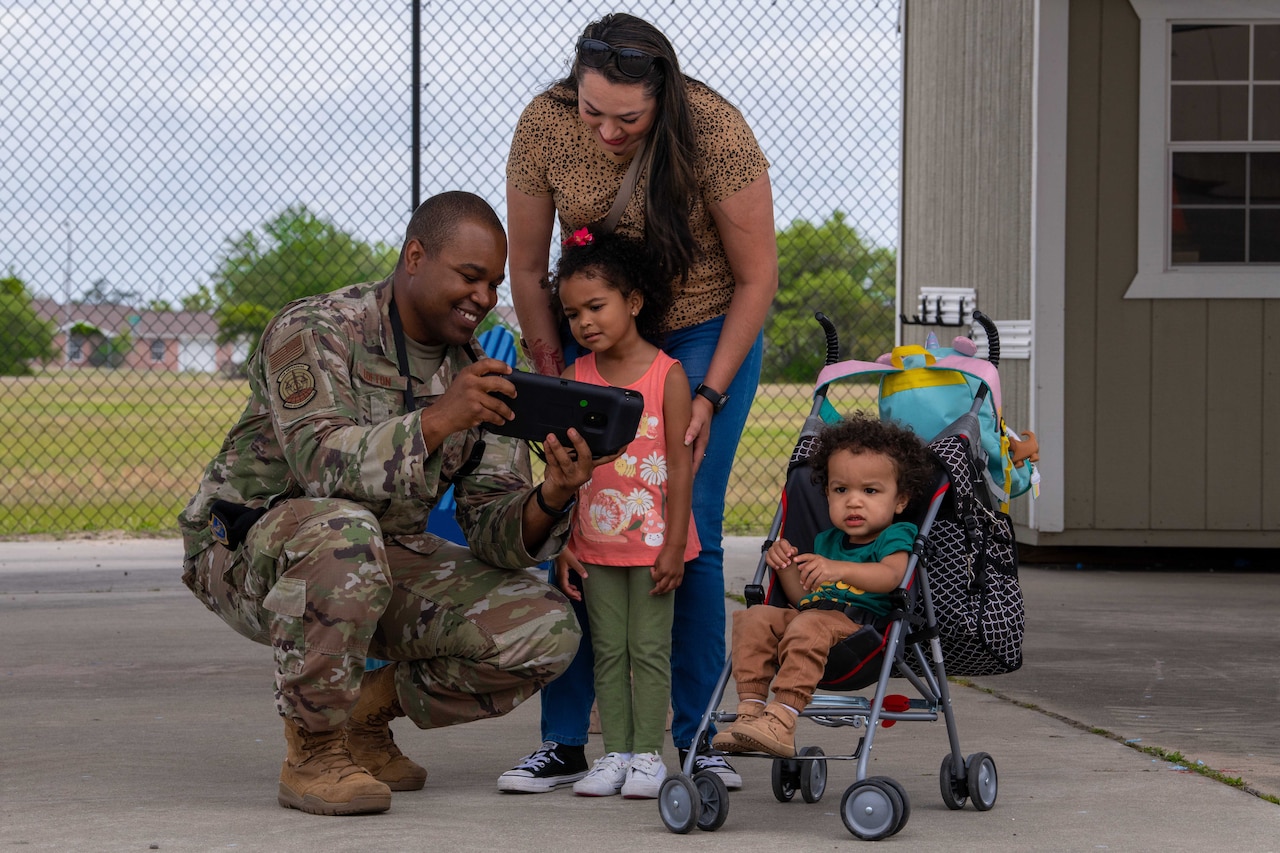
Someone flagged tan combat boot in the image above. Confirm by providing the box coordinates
[346,663,428,792]
[710,699,766,754]
[278,720,391,815]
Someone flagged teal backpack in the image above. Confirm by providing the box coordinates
[816,334,1038,511]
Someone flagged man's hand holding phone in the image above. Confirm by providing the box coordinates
[419,358,518,451]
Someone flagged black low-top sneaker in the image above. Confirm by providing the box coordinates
[497,741,589,793]
[679,745,743,790]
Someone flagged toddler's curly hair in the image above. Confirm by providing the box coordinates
[809,412,937,510]
[550,228,671,344]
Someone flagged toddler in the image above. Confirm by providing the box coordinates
[714,413,934,757]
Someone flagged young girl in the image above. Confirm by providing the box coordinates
[552,227,700,800]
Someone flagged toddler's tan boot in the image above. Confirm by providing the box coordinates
[346,663,428,791]
[730,703,797,758]
[711,700,765,754]
[278,720,391,815]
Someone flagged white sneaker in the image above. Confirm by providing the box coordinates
[572,752,631,797]
[620,752,667,799]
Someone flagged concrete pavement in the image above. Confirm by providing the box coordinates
[1,537,1277,852]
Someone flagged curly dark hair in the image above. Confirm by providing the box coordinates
[808,412,937,511]
[550,228,671,345]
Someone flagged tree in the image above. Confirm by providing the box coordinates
[0,274,56,375]
[90,329,132,368]
[180,285,213,312]
[763,212,897,383]
[210,205,397,351]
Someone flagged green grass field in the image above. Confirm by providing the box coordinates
[0,371,878,538]
[1,372,247,536]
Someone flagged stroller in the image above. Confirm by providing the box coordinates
[656,312,1027,839]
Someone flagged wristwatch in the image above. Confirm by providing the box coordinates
[694,383,730,414]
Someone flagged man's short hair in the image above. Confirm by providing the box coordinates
[404,191,503,258]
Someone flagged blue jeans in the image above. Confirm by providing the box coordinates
[541,315,763,749]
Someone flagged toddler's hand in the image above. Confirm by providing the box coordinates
[793,553,834,591]
[765,538,799,571]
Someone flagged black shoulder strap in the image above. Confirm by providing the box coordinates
[388,298,416,413]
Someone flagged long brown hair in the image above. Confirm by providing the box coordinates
[552,13,701,286]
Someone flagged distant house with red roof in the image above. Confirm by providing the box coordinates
[30,300,522,375]
[32,299,249,374]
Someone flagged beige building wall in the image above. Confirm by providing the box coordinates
[1063,0,1279,546]
[904,0,1279,547]
[900,0,1036,526]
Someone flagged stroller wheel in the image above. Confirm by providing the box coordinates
[658,773,700,834]
[693,770,730,831]
[867,775,911,835]
[938,753,968,810]
[840,778,904,841]
[770,757,800,802]
[965,752,998,810]
[798,746,827,803]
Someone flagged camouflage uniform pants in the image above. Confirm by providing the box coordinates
[183,497,581,732]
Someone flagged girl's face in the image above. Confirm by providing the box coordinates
[577,69,656,159]
[558,269,643,354]
[824,449,910,545]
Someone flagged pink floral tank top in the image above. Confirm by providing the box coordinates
[569,351,702,566]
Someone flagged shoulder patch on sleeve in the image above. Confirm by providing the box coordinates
[278,363,318,409]
[267,333,306,374]
[265,328,336,424]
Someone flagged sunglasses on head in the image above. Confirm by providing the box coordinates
[576,38,656,78]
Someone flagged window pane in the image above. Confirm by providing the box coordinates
[1248,210,1280,262]
[1251,152,1280,203]
[1254,85,1280,140]
[1171,25,1250,81]
[1170,85,1248,140]
[1172,208,1246,263]
[1256,25,1280,80]
[1171,152,1245,205]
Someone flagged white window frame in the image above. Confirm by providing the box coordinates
[150,339,166,362]
[1127,0,1280,299]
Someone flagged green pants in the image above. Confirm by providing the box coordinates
[581,563,674,754]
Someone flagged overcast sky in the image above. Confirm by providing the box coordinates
[1,1,902,306]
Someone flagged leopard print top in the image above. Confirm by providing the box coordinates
[507,79,770,331]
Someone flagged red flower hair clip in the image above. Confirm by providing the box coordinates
[562,227,593,248]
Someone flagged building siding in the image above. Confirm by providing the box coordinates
[901,0,1035,524]
[1060,0,1278,544]
[906,0,1279,546]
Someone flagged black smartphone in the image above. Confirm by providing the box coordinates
[488,370,644,458]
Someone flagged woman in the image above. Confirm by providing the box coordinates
[498,12,778,794]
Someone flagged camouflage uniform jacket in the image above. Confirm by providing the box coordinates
[178,275,567,569]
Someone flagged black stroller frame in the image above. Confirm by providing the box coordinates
[657,313,1022,839]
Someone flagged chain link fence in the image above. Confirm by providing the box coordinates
[0,1,901,537]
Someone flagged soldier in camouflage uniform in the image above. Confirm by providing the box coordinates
[178,192,597,816]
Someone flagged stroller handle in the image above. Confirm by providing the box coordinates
[815,312,840,366]
[972,310,1000,367]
